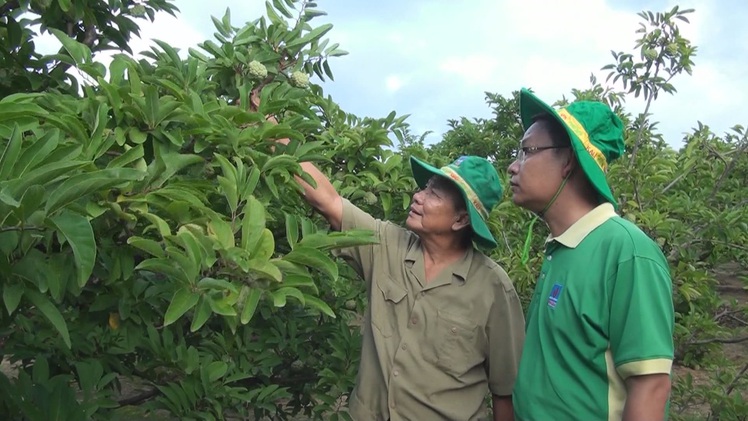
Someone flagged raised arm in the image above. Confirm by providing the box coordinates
[252,93,343,230]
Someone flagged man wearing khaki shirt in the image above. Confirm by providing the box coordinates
[275,123,524,419]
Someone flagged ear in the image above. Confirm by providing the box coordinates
[452,211,470,232]
[562,151,577,179]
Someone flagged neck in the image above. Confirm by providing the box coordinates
[542,185,599,238]
[419,234,469,268]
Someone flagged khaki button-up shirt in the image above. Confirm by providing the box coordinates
[335,200,525,421]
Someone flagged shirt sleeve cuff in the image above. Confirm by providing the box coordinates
[617,358,673,379]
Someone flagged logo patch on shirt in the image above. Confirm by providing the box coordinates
[548,283,563,309]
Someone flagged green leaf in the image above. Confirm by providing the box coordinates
[164,288,200,327]
[286,23,333,50]
[4,160,86,199]
[45,168,145,215]
[285,213,299,247]
[261,154,299,173]
[26,290,71,348]
[12,128,59,177]
[108,144,144,168]
[272,287,305,307]
[240,288,262,324]
[127,237,165,258]
[247,259,282,283]
[49,28,91,65]
[265,1,285,25]
[251,229,275,261]
[207,361,228,382]
[283,246,338,281]
[3,283,24,315]
[49,212,96,288]
[302,294,335,318]
[208,215,234,250]
[58,0,72,12]
[280,274,318,294]
[0,124,23,181]
[190,296,211,332]
[241,196,266,252]
[197,277,238,294]
[17,184,45,220]
[142,212,171,237]
[207,295,236,316]
[135,258,188,283]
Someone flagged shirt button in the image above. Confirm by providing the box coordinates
[411,317,418,325]
[401,344,408,350]
[450,327,457,334]
[393,369,399,376]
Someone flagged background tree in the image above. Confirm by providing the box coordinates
[0,2,745,420]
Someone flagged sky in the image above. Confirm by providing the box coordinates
[36,0,748,149]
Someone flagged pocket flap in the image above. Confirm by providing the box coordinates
[378,278,407,304]
[437,310,477,332]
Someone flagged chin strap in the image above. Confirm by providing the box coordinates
[520,174,571,265]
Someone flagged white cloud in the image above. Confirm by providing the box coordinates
[439,55,501,86]
[25,0,747,147]
[385,75,406,93]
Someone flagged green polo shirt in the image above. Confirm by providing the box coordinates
[513,203,674,421]
[334,199,525,421]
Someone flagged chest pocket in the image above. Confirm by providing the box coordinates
[371,277,407,337]
[432,310,481,376]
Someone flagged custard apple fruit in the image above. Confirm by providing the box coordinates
[131,4,147,17]
[289,71,310,88]
[248,60,268,79]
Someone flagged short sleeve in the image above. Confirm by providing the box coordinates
[486,274,526,396]
[610,256,675,379]
[331,199,379,280]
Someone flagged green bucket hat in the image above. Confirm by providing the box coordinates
[410,155,503,249]
[518,88,625,207]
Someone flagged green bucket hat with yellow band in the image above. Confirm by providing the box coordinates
[410,155,503,249]
[518,88,625,208]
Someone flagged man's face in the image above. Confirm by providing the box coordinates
[507,121,570,213]
[406,176,468,238]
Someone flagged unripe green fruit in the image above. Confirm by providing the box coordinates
[248,60,268,79]
[666,43,678,55]
[290,359,304,370]
[643,48,658,60]
[289,71,310,88]
[344,300,356,310]
[364,192,377,205]
[131,4,147,17]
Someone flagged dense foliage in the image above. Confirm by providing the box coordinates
[0,1,745,420]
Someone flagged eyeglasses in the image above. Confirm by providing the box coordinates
[515,145,569,162]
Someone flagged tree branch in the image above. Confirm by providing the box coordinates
[0,226,46,233]
[724,361,748,397]
[689,335,748,346]
[117,388,159,406]
[709,139,748,202]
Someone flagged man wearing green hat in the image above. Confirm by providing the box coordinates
[507,88,674,420]
[272,132,525,419]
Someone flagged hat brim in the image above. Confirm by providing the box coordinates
[410,156,498,249]
[519,88,617,207]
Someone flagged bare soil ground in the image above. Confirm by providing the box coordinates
[671,262,748,419]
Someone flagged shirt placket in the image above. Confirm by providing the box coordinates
[387,263,453,417]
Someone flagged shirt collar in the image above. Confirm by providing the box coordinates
[547,203,617,248]
[405,240,474,282]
